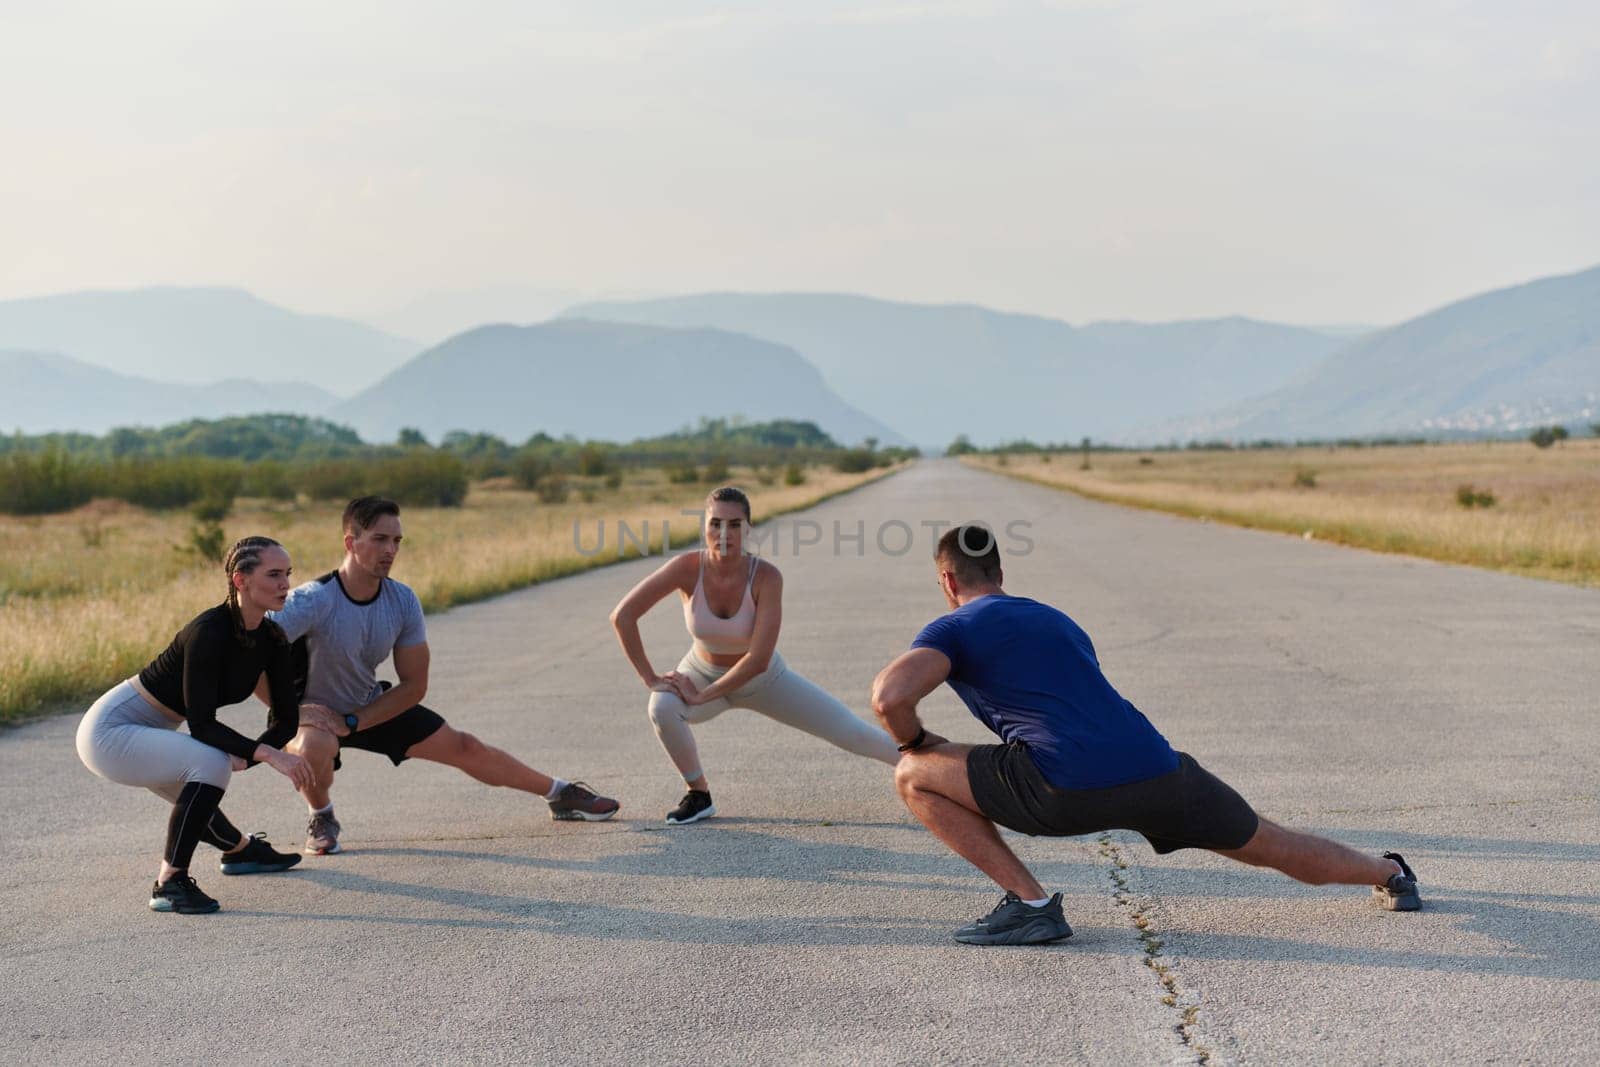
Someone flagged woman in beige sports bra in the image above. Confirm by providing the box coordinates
[610,486,900,824]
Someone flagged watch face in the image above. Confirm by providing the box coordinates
[345,714,360,729]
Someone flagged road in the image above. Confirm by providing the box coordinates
[3,459,1597,1064]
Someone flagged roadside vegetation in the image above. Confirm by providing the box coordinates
[0,415,912,724]
[966,436,1600,588]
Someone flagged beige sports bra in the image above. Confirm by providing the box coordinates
[684,552,757,655]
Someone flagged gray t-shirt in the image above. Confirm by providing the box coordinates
[269,571,427,714]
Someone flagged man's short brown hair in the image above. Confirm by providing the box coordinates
[936,523,1002,586]
[343,495,401,535]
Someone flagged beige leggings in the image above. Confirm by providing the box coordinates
[647,649,900,783]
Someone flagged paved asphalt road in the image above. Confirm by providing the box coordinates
[3,459,1597,1065]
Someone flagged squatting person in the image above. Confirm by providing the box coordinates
[267,496,619,855]
[871,524,1422,946]
[75,536,314,915]
[611,486,900,824]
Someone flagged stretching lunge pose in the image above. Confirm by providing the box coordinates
[611,486,900,824]
[872,524,1422,946]
[269,496,619,856]
[76,537,314,915]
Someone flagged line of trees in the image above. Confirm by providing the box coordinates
[952,422,1600,456]
[0,414,916,516]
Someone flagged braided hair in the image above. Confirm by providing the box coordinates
[224,535,285,647]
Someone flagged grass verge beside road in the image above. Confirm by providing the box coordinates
[0,464,902,725]
[969,441,1600,588]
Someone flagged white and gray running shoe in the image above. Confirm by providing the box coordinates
[304,810,342,855]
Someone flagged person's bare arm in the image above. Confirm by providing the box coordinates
[348,641,430,730]
[870,648,952,748]
[670,564,782,705]
[610,554,694,689]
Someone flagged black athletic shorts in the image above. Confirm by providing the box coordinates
[333,683,446,768]
[968,743,1259,854]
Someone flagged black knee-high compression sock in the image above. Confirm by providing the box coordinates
[165,782,227,871]
[201,809,244,852]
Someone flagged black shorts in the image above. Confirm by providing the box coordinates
[968,743,1259,854]
[334,703,446,768]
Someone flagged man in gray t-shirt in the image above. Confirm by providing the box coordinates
[266,496,619,855]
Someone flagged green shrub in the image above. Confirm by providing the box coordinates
[535,474,569,504]
[945,435,976,456]
[666,463,700,484]
[784,463,805,486]
[104,457,240,510]
[603,470,623,490]
[576,445,612,477]
[372,453,469,507]
[511,451,553,491]
[299,460,367,502]
[0,449,95,515]
[703,455,730,483]
[1456,484,1496,509]
[241,460,297,502]
[833,448,875,473]
[1293,468,1318,489]
[755,466,777,487]
[1529,427,1557,449]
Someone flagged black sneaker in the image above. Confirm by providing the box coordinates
[149,873,221,914]
[1372,852,1422,911]
[219,832,303,875]
[548,781,621,822]
[953,892,1072,946]
[666,789,716,825]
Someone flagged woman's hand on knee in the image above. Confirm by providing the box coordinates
[263,749,314,790]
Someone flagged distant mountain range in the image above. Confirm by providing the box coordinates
[4,266,1596,446]
[0,350,336,435]
[328,320,907,446]
[563,294,1349,446]
[0,287,417,396]
[1132,263,1600,442]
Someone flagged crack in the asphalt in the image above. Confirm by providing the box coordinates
[1098,833,1218,1066]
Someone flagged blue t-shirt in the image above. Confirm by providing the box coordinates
[912,594,1178,790]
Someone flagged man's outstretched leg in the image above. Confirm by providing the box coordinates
[406,722,620,821]
[896,744,1072,945]
[1216,817,1421,910]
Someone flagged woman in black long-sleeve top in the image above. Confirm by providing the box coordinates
[76,536,316,914]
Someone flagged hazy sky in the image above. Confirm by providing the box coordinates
[3,1,1596,328]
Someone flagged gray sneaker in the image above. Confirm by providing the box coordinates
[304,810,342,855]
[1372,852,1422,911]
[953,892,1073,946]
[547,781,621,822]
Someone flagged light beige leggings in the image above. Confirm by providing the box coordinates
[647,649,900,783]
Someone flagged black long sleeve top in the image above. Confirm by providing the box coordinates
[137,604,300,762]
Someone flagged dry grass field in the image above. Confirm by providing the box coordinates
[0,465,897,724]
[970,439,1600,588]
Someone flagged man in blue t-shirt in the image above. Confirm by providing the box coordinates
[871,524,1422,946]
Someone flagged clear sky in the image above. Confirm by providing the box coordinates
[2,1,1596,327]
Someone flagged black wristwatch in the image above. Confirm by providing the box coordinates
[897,727,928,752]
[344,713,360,732]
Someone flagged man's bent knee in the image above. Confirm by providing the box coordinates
[289,727,337,763]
